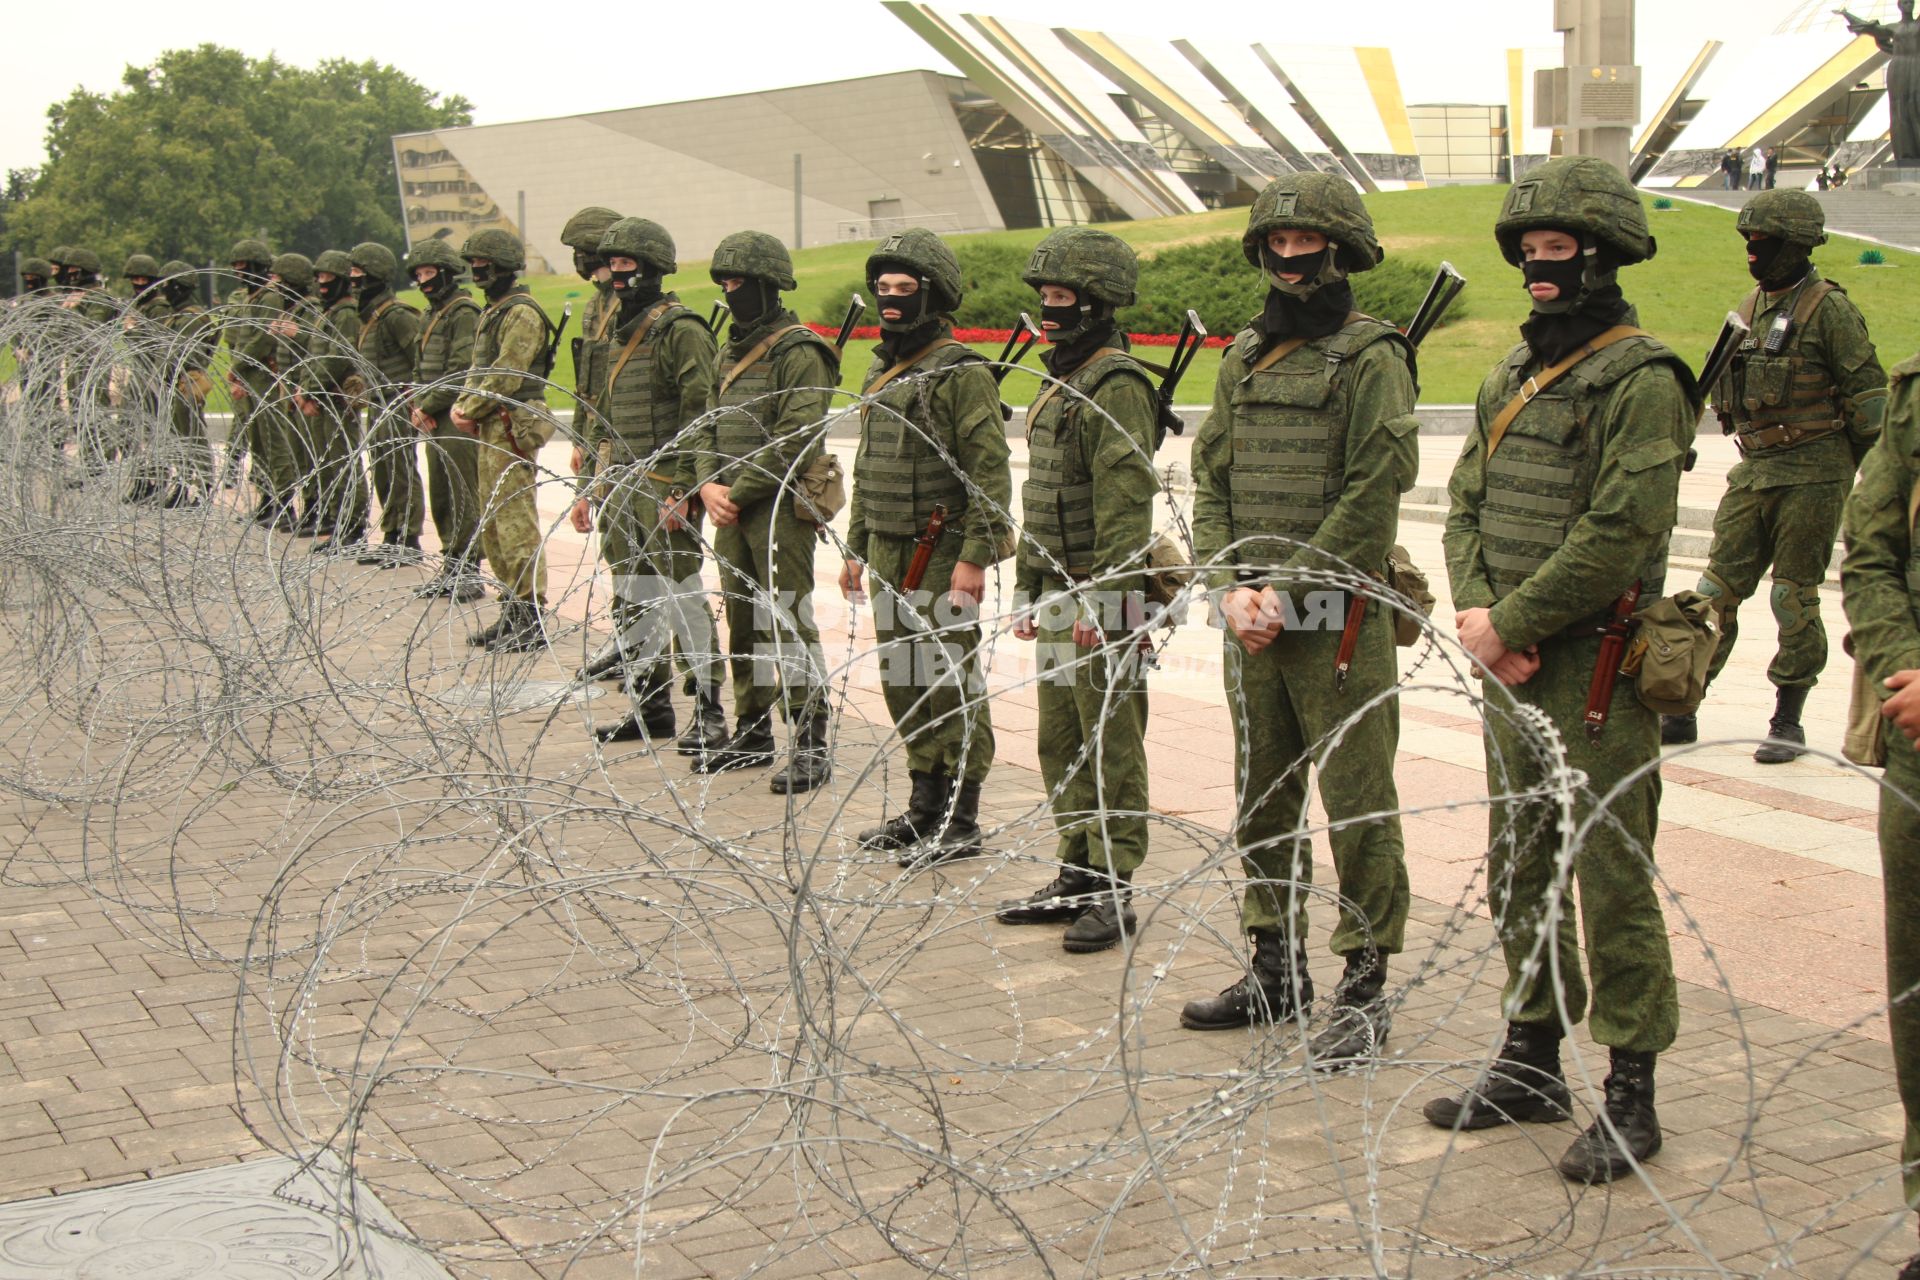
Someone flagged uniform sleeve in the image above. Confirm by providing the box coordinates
[384,307,422,385]
[180,309,217,371]
[1821,294,1890,464]
[941,360,1013,568]
[1842,372,1920,688]
[1084,370,1160,592]
[1189,352,1240,594]
[1441,370,1506,612]
[293,306,353,391]
[1485,362,1692,649]
[722,341,836,510]
[415,305,477,416]
[1270,341,1418,606]
[453,302,544,421]
[663,320,717,489]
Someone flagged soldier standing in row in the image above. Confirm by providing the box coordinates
[349,242,425,566]
[10,256,59,429]
[558,205,628,681]
[452,229,554,654]
[223,238,298,528]
[578,216,727,755]
[1431,157,1689,1184]
[59,248,119,471]
[993,228,1157,954]
[119,254,174,503]
[1839,344,1920,1280]
[158,261,217,506]
[305,250,369,553]
[693,231,840,792]
[1176,175,1416,1064]
[842,229,1012,866]
[1664,190,1888,758]
[407,240,486,602]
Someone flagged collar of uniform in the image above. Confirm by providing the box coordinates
[615,292,678,341]
[725,306,799,355]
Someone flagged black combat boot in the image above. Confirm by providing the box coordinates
[311,526,365,557]
[1180,928,1313,1031]
[291,508,324,537]
[858,769,947,852]
[907,778,985,866]
[1422,1021,1573,1130]
[575,635,626,683]
[595,677,677,743]
[414,559,458,598]
[1900,1251,1920,1280]
[1557,1049,1662,1183]
[675,686,729,760]
[770,713,832,794]
[467,603,510,648]
[1062,885,1136,953]
[995,863,1102,925]
[1753,686,1810,764]
[387,534,424,567]
[1308,950,1391,1070]
[691,714,775,773]
[1659,712,1697,745]
[448,560,486,603]
[484,600,547,653]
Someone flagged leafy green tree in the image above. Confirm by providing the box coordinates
[8,45,471,270]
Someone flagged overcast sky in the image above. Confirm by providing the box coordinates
[2,0,1826,177]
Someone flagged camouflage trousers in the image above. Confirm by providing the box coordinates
[1702,479,1849,690]
[1227,604,1409,952]
[475,420,545,603]
[235,369,295,505]
[712,497,825,723]
[598,471,722,710]
[1482,633,1679,1053]
[309,397,367,537]
[365,394,424,541]
[1880,738,1920,1207]
[1034,579,1148,880]
[168,385,214,488]
[865,532,995,785]
[422,413,480,564]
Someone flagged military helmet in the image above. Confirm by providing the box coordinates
[65,247,103,275]
[599,217,677,275]
[1494,156,1655,266]
[228,237,273,266]
[407,238,466,274]
[312,249,353,277]
[709,230,796,291]
[160,259,195,281]
[122,253,162,280]
[270,252,315,289]
[1241,172,1383,274]
[350,241,399,280]
[866,227,964,312]
[1737,189,1827,248]
[1020,227,1137,307]
[21,256,53,278]
[560,206,622,252]
[460,227,525,272]
[47,245,75,268]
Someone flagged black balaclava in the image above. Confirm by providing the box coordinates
[416,270,455,303]
[1518,233,1631,365]
[23,273,49,295]
[872,272,943,361]
[277,279,309,304]
[1746,234,1811,290]
[1253,239,1356,343]
[130,277,159,304]
[318,276,350,308]
[352,273,387,304]
[236,263,269,290]
[1040,292,1118,376]
[162,278,195,308]
[724,278,776,330]
[573,249,604,284]
[469,262,515,300]
[613,265,664,321]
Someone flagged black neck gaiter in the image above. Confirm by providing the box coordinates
[1043,319,1120,378]
[878,316,945,363]
[1255,279,1356,344]
[1521,282,1632,365]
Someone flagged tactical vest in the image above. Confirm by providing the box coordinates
[855,338,982,537]
[166,304,213,370]
[575,289,619,410]
[1718,280,1844,451]
[415,294,480,381]
[1226,317,1406,550]
[1023,349,1152,577]
[473,290,548,404]
[1480,336,1684,603]
[713,324,840,483]
[356,294,420,383]
[603,300,701,461]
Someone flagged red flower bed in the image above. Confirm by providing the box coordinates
[806,323,1233,348]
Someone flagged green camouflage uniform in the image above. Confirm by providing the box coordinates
[310,293,368,534]
[356,286,425,542]
[1703,268,1887,690]
[453,286,552,602]
[1838,350,1920,1210]
[223,282,298,507]
[1444,314,1690,1052]
[413,283,483,563]
[848,321,1013,783]
[1017,344,1158,882]
[162,294,218,487]
[1192,320,1417,947]
[697,308,838,723]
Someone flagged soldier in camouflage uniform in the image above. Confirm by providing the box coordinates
[993,228,1158,954]
[158,260,217,505]
[692,230,839,793]
[1839,343,1920,1280]
[222,238,299,528]
[119,254,174,503]
[302,250,369,551]
[841,229,1013,865]
[557,206,628,681]
[58,247,120,468]
[406,239,485,602]
[265,253,357,548]
[346,242,425,565]
[1174,175,1416,1061]
[575,216,726,754]
[1664,189,1888,760]
[1431,157,1690,1184]
[11,256,61,428]
[452,228,555,653]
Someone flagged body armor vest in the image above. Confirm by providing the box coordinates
[473,290,547,405]
[855,339,981,537]
[604,300,700,462]
[1226,317,1406,555]
[1718,280,1844,451]
[1481,335,1684,602]
[415,294,480,382]
[1023,350,1151,577]
[713,325,839,484]
[166,304,212,371]
[575,289,619,412]
[357,294,421,383]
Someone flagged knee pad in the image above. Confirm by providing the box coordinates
[1769,579,1821,637]
[1696,568,1734,605]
